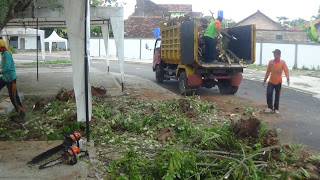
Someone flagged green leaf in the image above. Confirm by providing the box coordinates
[300,19,320,43]
[300,167,310,178]
[310,19,317,39]
[0,0,9,24]
[279,153,286,162]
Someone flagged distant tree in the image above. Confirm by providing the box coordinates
[201,16,236,27]
[276,17,305,29]
[42,27,68,38]
[312,5,320,19]
[91,26,102,37]
[276,16,289,24]
[95,0,124,7]
[288,18,305,27]
[300,19,320,43]
[220,18,236,28]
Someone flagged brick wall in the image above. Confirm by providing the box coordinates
[257,30,310,43]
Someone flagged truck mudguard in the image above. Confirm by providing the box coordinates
[188,75,202,87]
[230,73,243,87]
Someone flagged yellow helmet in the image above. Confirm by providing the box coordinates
[0,39,12,54]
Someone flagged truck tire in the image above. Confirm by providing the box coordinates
[218,79,238,95]
[229,86,239,94]
[179,71,192,96]
[155,64,164,83]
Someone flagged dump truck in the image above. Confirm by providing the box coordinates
[152,20,256,95]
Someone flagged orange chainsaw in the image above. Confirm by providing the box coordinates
[39,145,88,169]
[28,132,85,165]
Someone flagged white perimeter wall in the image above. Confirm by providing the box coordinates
[92,39,320,69]
[20,37,320,69]
[255,42,320,69]
[297,45,320,69]
[90,38,156,60]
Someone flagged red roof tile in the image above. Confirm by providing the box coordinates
[125,0,195,37]
[290,18,320,30]
[125,16,168,38]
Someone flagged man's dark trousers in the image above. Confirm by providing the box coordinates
[267,82,282,110]
[0,78,23,112]
[203,36,217,62]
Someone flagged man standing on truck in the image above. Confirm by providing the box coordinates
[203,16,222,62]
[263,49,290,114]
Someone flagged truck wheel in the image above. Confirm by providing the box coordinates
[179,72,191,96]
[218,79,238,95]
[155,65,164,83]
[229,86,239,94]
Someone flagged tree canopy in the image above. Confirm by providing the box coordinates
[0,0,32,31]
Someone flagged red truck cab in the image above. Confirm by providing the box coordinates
[152,38,161,71]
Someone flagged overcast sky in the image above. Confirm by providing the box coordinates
[120,0,320,22]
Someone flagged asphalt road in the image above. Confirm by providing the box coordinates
[91,60,320,153]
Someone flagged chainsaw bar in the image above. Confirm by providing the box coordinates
[29,132,82,164]
[28,144,65,164]
[39,147,86,169]
[39,157,62,169]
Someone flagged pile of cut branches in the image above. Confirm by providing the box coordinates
[1,95,319,179]
[88,96,320,180]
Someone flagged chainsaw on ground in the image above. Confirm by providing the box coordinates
[39,145,88,169]
[28,132,88,169]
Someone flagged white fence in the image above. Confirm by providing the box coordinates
[255,42,320,69]
[90,38,156,60]
[91,38,320,69]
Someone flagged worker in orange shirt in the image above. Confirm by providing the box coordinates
[263,49,290,114]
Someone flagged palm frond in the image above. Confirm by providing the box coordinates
[299,19,320,43]
[0,0,10,24]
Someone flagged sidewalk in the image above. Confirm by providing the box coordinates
[0,141,96,180]
[0,55,123,115]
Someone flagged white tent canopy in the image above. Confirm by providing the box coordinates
[44,31,68,53]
